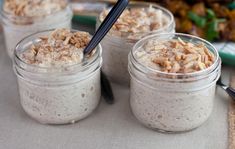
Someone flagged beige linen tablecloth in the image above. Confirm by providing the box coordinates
[0,32,231,149]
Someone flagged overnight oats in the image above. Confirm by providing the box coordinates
[13,29,102,124]
[98,2,175,86]
[1,0,73,58]
[129,33,221,132]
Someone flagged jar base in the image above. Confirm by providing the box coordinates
[144,125,202,134]
[23,111,94,125]
[135,117,210,134]
[21,103,100,125]
[131,106,212,133]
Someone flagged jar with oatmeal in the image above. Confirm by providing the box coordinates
[13,29,102,124]
[129,33,221,132]
[1,0,73,58]
[97,2,175,86]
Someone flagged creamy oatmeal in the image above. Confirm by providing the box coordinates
[3,0,67,18]
[1,0,73,58]
[20,28,91,67]
[136,38,215,73]
[13,29,102,124]
[98,3,175,86]
[129,33,221,132]
[100,5,170,40]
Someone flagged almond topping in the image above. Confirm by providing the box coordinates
[136,38,216,73]
[20,28,91,67]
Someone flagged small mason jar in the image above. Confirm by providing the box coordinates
[97,2,175,86]
[13,30,102,124]
[1,2,73,58]
[128,33,221,132]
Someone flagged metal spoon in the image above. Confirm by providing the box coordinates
[83,0,129,104]
[217,77,235,100]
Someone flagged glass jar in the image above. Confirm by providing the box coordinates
[1,3,73,58]
[128,33,221,132]
[13,30,102,125]
[97,2,175,86]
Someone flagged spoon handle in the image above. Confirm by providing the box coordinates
[84,0,129,54]
[227,87,235,100]
[101,71,114,104]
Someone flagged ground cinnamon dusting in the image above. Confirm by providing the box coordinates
[20,29,91,67]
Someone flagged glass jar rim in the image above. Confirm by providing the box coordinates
[0,2,71,23]
[13,29,102,75]
[98,1,175,40]
[130,33,220,78]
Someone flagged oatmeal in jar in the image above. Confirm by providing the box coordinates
[1,0,73,58]
[98,2,175,86]
[13,29,102,124]
[136,38,215,73]
[100,5,171,40]
[21,29,90,67]
[3,0,67,17]
[129,33,221,132]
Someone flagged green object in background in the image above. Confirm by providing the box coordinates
[214,43,235,67]
[71,2,107,26]
[206,9,216,19]
[188,9,227,42]
[71,2,235,67]
[228,1,235,10]
[73,15,97,25]
[220,52,235,67]
[206,20,219,41]
[188,11,206,28]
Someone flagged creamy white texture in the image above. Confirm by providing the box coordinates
[130,77,216,132]
[100,5,170,40]
[99,5,175,86]
[3,0,67,17]
[2,3,72,58]
[101,35,132,86]
[129,35,220,132]
[14,29,102,124]
[3,18,71,58]
[19,29,91,67]
[135,39,215,74]
[18,71,101,124]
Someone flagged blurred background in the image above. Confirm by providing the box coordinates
[0,0,234,65]
[70,0,235,66]
[72,0,235,42]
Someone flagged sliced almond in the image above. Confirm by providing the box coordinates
[183,54,198,64]
[140,38,215,74]
[175,52,182,61]
[197,62,206,70]
[170,62,181,73]
[184,46,197,54]
[184,61,195,70]
[178,37,186,45]
[163,61,172,70]
[153,57,168,65]
[63,36,71,45]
